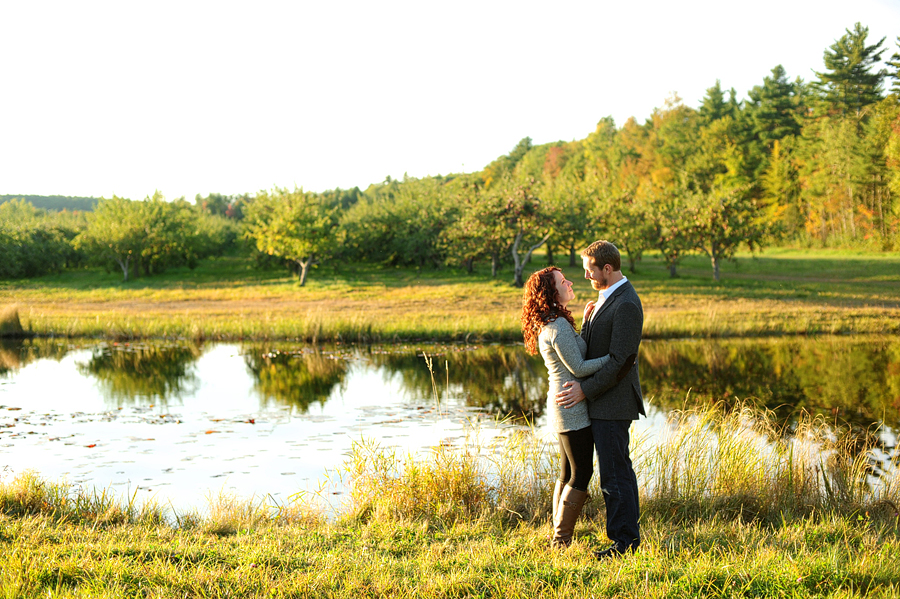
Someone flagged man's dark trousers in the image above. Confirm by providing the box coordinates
[592,419,640,551]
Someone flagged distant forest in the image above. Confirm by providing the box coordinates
[0,195,98,212]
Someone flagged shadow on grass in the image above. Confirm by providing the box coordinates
[1,255,511,293]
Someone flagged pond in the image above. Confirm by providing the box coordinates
[1,336,898,512]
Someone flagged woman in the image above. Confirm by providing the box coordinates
[521,266,609,548]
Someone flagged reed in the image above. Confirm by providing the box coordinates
[343,403,900,528]
[3,404,895,532]
[0,470,167,526]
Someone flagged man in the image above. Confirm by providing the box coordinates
[555,240,645,559]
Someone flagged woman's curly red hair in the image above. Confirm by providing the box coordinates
[521,266,576,355]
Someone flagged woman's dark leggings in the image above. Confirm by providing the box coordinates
[558,425,594,492]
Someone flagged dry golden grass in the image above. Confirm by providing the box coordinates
[2,249,899,340]
[12,290,899,342]
[0,304,23,336]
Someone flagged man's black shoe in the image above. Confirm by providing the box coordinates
[594,544,634,560]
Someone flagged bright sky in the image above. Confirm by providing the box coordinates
[1,0,898,202]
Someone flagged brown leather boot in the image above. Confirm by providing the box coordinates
[551,485,587,549]
[551,480,563,521]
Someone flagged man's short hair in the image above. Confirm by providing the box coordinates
[581,240,621,271]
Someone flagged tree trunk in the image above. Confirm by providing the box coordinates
[669,263,678,278]
[297,255,316,286]
[848,183,856,238]
[512,232,525,287]
[464,257,474,274]
[711,255,720,282]
[491,253,499,278]
[116,255,130,282]
[512,231,551,287]
[546,242,554,265]
[569,245,577,267]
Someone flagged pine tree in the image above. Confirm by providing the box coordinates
[748,65,802,146]
[813,22,886,119]
[699,80,728,124]
[886,36,900,94]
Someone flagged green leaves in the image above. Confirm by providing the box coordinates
[73,195,230,282]
[0,200,82,278]
[243,188,340,285]
[685,184,763,281]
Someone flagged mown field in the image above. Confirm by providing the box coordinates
[3,247,900,341]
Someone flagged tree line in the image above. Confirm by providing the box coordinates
[3,23,899,285]
[0,195,238,280]
[0,195,98,212]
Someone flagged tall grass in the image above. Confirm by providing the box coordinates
[4,403,900,597]
[190,488,323,534]
[20,305,523,343]
[344,403,900,528]
[3,403,896,531]
[346,429,559,527]
[637,404,884,522]
[0,470,166,526]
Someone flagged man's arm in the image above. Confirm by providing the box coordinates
[557,300,641,406]
[555,357,635,408]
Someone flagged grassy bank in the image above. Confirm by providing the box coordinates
[3,403,900,597]
[2,247,900,341]
[5,507,899,598]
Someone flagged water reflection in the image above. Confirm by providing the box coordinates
[368,345,546,421]
[3,334,899,512]
[3,336,898,437]
[76,343,201,406]
[243,347,349,410]
[640,337,900,433]
[0,338,69,377]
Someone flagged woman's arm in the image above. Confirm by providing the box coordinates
[550,321,609,377]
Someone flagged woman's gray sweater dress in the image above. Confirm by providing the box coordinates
[538,318,609,433]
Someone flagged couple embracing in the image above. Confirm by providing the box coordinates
[521,240,645,560]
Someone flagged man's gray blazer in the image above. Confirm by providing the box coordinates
[579,281,645,420]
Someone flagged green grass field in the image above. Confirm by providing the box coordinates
[2,247,899,341]
[5,510,899,598]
